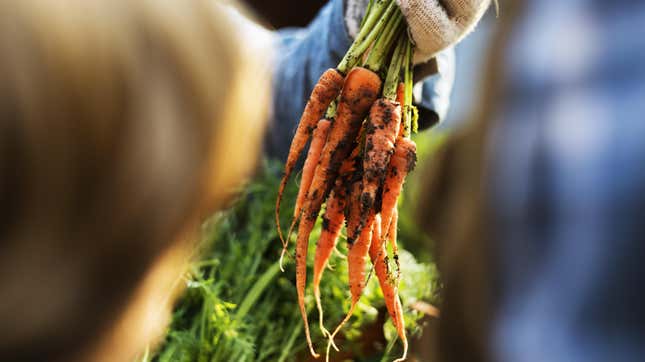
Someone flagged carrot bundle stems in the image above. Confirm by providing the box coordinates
[359,0,375,31]
[364,9,404,75]
[382,34,406,100]
[337,0,393,73]
[402,39,415,136]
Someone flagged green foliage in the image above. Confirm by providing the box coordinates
[146,160,439,362]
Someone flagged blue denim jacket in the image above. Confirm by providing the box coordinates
[266,0,453,160]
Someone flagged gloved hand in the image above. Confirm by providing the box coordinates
[345,0,491,63]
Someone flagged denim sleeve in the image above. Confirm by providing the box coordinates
[265,0,454,160]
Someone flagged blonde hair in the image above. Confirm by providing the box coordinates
[0,0,269,360]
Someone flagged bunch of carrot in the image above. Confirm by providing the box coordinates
[275,1,421,361]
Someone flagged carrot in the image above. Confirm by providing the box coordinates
[343,174,364,246]
[294,215,320,358]
[396,82,406,139]
[304,67,381,227]
[276,68,344,249]
[314,144,363,350]
[352,98,400,240]
[313,184,346,339]
[347,216,376,296]
[393,296,408,362]
[326,183,375,360]
[294,118,332,218]
[327,215,375,361]
[293,82,374,354]
[376,140,415,361]
[369,215,397,323]
[279,118,332,270]
[348,204,373,305]
[389,207,401,275]
[371,213,409,362]
[380,137,416,250]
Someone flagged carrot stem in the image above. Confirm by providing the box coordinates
[382,34,406,100]
[364,9,403,74]
[403,38,414,137]
[359,0,374,31]
[337,0,392,73]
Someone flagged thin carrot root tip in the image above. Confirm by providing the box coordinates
[316,296,331,338]
[327,303,356,359]
[317,306,338,351]
[393,340,409,362]
[278,246,294,272]
[278,248,287,272]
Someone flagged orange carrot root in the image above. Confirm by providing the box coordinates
[305,67,381,227]
[387,214,408,362]
[396,82,406,139]
[279,118,332,271]
[276,69,344,255]
[393,296,408,362]
[327,213,375,359]
[371,213,409,361]
[295,118,332,218]
[389,207,401,278]
[353,98,401,239]
[370,215,397,323]
[295,215,320,358]
[380,137,417,249]
[313,186,346,339]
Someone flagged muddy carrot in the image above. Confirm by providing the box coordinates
[303,66,381,229]
[380,137,416,249]
[373,213,408,362]
[276,69,344,249]
[393,296,408,362]
[313,184,346,339]
[350,98,400,241]
[294,215,320,358]
[327,180,375,359]
[369,215,397,324]
[279,118,333,269]
[389,207,400,272]
[327,214,375,361]
[294,118,332,218]
[396,82,406,139]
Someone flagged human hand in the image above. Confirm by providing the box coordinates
[345,0,491,63]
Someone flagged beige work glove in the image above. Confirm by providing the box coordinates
[345,0,491,63]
